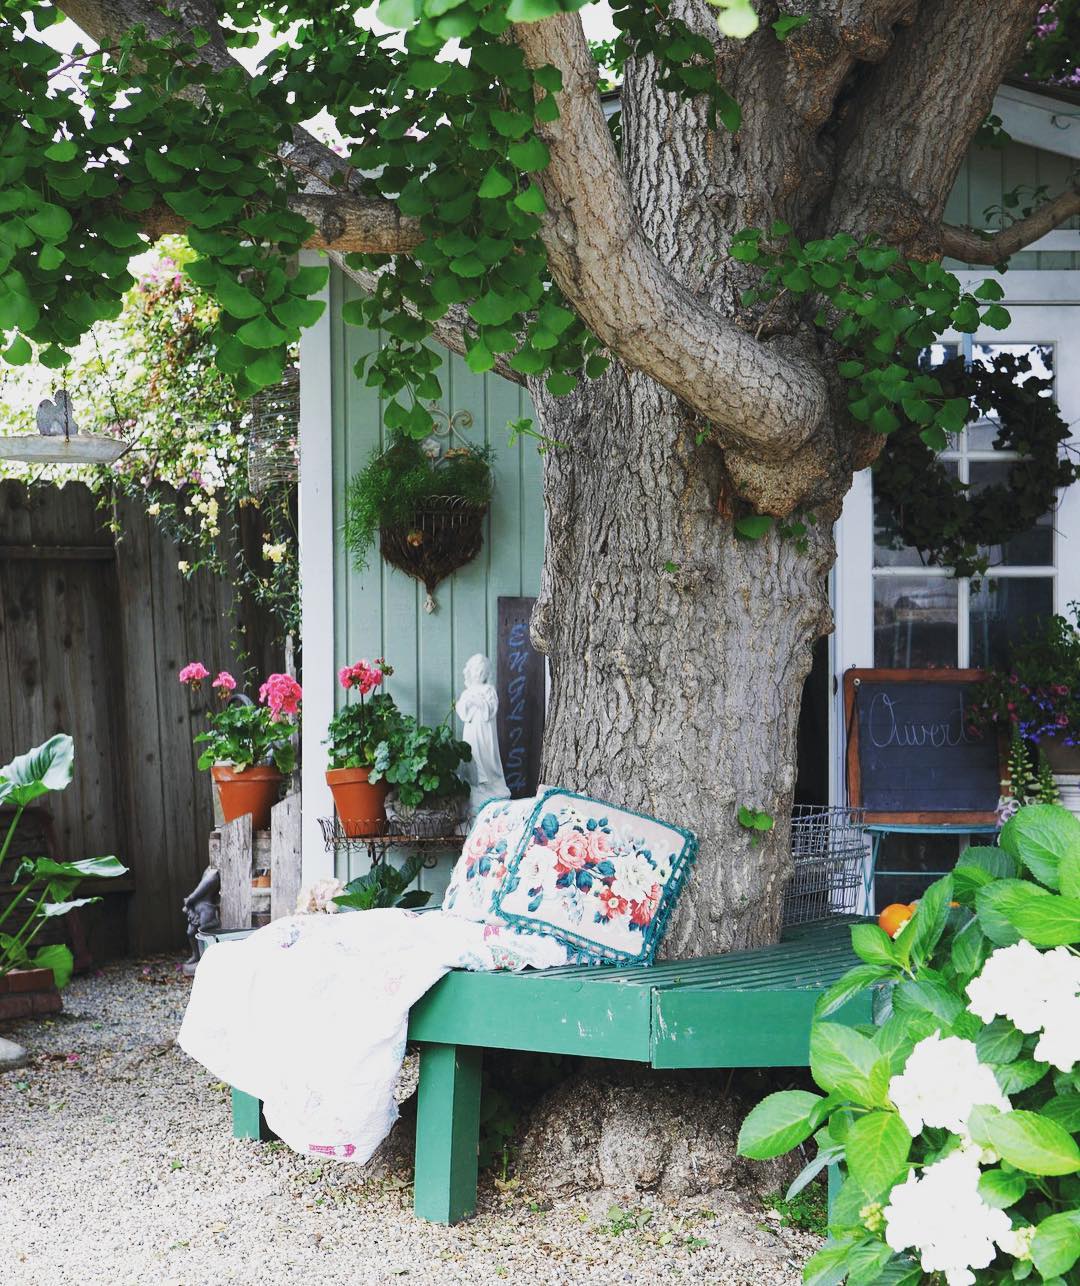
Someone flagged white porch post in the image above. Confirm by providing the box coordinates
[298,251,335,885]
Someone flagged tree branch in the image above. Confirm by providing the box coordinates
[941,182,1080,263]
[328,255,525,387]
[512,13,829,459]
[825,0,1044,252]
[55,0,421,255]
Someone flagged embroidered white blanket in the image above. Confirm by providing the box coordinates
[177,909,567,1163]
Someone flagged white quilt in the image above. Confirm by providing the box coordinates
[177,909,568,1163]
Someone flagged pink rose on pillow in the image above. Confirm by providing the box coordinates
[629,884,661,927]
[588,830,615,862]
[597,887,628,920]
[554,832,592,873]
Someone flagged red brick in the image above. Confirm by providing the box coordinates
[0,993,33,1021]
[1,968,55,995]
[30,991,62,1015]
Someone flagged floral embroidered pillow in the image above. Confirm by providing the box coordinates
[442,795,547,924]
[492,792,696,965]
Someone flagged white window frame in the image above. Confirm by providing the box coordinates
[831,279,1080,808]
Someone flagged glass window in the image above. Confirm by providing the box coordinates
[969,576,1054,669]
[874,577,959,668]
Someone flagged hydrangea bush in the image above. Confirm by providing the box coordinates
[738,803,1080,1285]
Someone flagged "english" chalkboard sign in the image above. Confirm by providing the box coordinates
[844,669,1002,823]
[497,596,545,798]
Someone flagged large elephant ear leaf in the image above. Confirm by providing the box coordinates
[0,734,74,806]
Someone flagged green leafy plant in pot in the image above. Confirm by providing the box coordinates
[374,716,472,838]
[1,734,126,992]
[325,658,403,837]
[181,663,300,831]
[332,852,432,911]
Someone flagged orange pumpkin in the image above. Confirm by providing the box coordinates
[878,902,916,938]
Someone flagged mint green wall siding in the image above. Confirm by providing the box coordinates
[945,139,1080,271]
[328,273,542,881]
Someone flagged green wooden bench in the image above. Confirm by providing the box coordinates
[231,918,868,1223]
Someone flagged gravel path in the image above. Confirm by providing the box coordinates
[0,958,819,1286]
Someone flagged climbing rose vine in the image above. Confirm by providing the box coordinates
[739,803,1080,1285]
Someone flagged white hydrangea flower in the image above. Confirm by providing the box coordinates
[997,1224,1035,1261]
[889,1031,1011,1136]
[883,1148,1013,1286]
[1034,995,1080,1072]
[967,941,1080,1072]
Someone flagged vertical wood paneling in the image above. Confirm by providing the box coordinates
[0,480,281,953]
[329,274,545,884]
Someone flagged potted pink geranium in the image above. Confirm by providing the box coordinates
[324,658,403,836]
[180,663,301,831]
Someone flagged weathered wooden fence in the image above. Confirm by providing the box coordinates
[0,479,282,953]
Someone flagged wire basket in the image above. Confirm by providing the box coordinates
[782,804,868,927]
[246,363,299,495]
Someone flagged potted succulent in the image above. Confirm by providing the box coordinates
[325,658,403,836]
[375,716,472,837]
[971,606,1080,772]
[180,663,300,831]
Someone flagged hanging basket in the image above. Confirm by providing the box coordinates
[379,497,488,610]
[246,364,299,495]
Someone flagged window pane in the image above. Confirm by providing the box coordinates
[874,461,959,568]
[874,576,958,667]
[969,577,1054,669]
[873,833,971,913]
[967,343,1055,450]
[968,461,1054,566]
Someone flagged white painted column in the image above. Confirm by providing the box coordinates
[298,251,335,884]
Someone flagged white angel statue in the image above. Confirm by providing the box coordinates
[455,653,509,816]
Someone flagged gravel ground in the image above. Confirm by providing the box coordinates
[0,958,819,1286]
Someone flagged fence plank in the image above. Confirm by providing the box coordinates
[270,793,302,920]
[218,814,253,931]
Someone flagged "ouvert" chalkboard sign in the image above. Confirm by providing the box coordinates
[843,668,1002,823]
[496,596,545,798]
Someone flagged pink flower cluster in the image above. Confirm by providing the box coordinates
[178,661,210,688]
[212,671,237,699]
[260,672,303,720]
[338,658,384,696]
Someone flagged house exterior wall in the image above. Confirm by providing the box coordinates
[300,268,542,886]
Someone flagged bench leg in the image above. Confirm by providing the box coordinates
[232,1088,274,1141]
[413,1042,482,1224]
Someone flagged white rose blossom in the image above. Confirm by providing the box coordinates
[883,1148,1013,1286]
[296,877,345,914]
[966,940,1080,1072]
[888,1031,1011,1137]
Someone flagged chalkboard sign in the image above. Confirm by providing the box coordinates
[844,669,1002,823]
[497,596,545,798]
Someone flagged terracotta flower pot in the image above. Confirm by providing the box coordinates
[326,766,388,837]
[211,763,282,832]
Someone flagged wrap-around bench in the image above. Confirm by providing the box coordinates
[231,918,868,1223]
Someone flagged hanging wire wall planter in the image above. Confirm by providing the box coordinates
[246,363,299,496]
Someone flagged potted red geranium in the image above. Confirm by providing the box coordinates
[180,663,300,831]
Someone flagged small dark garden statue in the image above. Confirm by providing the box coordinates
[182,865,221,976]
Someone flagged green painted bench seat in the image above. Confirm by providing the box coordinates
[231,918,868,1224]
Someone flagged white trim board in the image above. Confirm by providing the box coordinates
[994,84,1080,160]
[298,250,335,885]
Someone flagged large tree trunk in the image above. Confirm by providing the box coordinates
[530,366,835,957]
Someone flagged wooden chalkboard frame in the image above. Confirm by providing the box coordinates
[844,668,1003,824]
